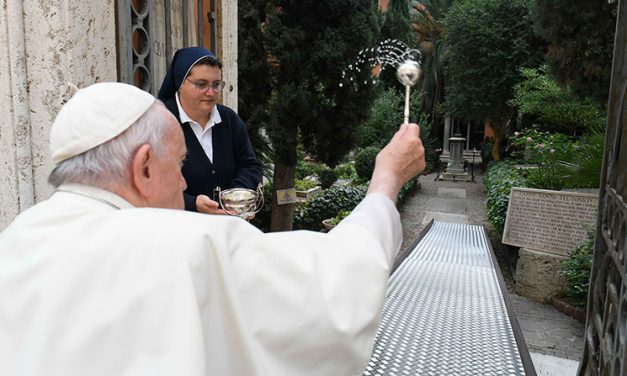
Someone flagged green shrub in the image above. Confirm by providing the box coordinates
[398,177,419,204]
[509,125,604,190]
[293,186,367,231]
[295,179,318,191]
[334,162,357,180]
[328,210,352,226]
[296,160,325,180]
[555,128,604,189]
[357,88,404,149]
[355,146,380,181]
[509,128,574,164]
[318,166,338,189]
[560,229,594,307]
[509,128,582,191]
[522,167,565,191]
[481,138,494,166]
[509,66,606,135]
[484,161,528,233]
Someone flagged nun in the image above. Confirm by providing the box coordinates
[158,47,262,214]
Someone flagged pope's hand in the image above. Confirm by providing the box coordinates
[196,195,227,215]
[367,122,425,203]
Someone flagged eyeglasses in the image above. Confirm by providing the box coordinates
[185,78,226,92]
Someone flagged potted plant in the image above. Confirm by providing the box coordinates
[295,178,321,199]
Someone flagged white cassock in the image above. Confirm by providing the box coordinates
[0,183,401,376]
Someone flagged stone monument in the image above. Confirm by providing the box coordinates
[439,133,470,181]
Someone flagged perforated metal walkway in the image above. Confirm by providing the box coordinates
[363,221,535,375]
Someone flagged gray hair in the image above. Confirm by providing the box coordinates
[48,100,174,188]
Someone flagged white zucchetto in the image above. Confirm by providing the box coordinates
[50,82,155,163]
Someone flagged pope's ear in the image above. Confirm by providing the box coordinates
[131,144,154,194]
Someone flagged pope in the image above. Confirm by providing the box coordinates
[0,82,425,376]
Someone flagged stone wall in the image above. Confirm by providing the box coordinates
[0,1,118,230]
[221,0,238,112]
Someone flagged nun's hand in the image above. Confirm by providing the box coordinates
[196,195,227,215]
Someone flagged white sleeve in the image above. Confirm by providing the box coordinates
[229,193,402,376]
[338,192,403,266]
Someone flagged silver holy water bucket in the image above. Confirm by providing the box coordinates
[214,184,264,218]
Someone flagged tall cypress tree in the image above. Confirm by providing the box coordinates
[377,0,416,90]
[238,0,272,165]
[534,0,617,105]
[257,1,380,231]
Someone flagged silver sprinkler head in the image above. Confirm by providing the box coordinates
[396,60,421,87]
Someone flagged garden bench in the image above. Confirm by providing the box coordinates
[363,220,536,375]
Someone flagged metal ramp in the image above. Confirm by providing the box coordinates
[363,221,535,375]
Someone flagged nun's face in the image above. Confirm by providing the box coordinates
[179,64,222,118]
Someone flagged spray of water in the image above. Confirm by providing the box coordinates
[340,39,422,88]
[341,39,422,123]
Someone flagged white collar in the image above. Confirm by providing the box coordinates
[55,183,135,209]
[175,92,222,128]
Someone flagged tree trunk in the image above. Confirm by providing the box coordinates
[492,138,501,161]
[489,116,509,161]
[270,162,296,232]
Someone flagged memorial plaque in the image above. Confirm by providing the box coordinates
[276,188,298,205]
[502,188,598,256]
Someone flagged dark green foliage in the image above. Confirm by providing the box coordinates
[358,88,402,148]
[443,0,544,160]
[318,166,338,189]
[556,128,604,189]
[354,146,381,181]
[444,0,544,122]
[377,0,415,90]
[483,161,528,233]
[398,176,420,204]
[238,0,272,164]
[510,66,607,135]
[263,0,380,166]
[358,90,438,171]
[419,119,438,172]
[293,186,367,230]
[509,126,604,190]
[410,0,454,122]
[560,229,595,307]
[480,138,494,166]
[295,160,326,180]
[358,88,422,148]
[523,166,565,191]
[509,128,574,191]
[533,0,617,105]
[381,0,413,44]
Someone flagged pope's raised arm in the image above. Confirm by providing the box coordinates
[226,124,424,375]
[0,82,425,376]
